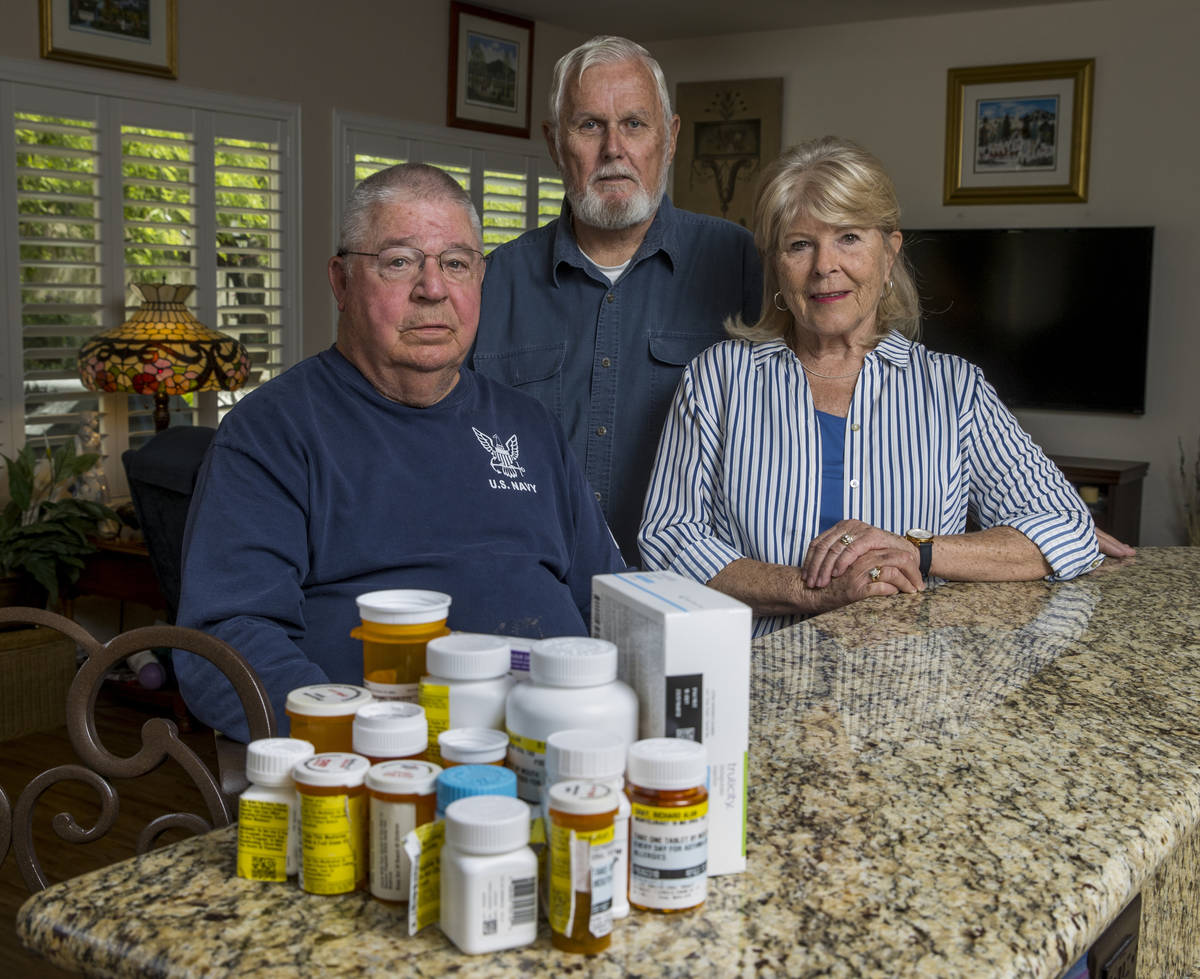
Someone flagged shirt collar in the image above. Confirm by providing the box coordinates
[750,329,914,370]
[550,195,681,286]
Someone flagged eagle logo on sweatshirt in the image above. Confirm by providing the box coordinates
[472,427,525,479]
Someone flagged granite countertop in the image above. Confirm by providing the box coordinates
[18,547,1200,977]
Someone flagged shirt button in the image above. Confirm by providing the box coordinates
[606,293,615,303]
[850,423,860,432]
[596,426,607,436]
[849,479,859,489]
[601,357,612,368]
[594,491,602,501]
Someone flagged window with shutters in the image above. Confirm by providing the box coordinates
[336,112,563,256]
[1,58,299,494]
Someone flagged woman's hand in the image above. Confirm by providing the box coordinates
[803,547,925,615]
[802,519,924,591]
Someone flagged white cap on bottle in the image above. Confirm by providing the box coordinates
[245,738,315,787]
[545,728,625,784]
[355,589,451,625]
[285,684,373,717]
[437,728,509,765]
[291,752,370,788]
[529,637,617,687]
[444,795,530,854]
[548,779,618,816]
[626,738,707,791]
[365,759,442,795]
[352,701,427,757]
[426,633,510,680]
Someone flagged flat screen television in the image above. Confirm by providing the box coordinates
[902,226,1154,414]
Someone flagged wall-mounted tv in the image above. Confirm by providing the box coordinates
[902,227,1154,414]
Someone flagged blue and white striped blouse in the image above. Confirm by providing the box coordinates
[637,331,1101,636]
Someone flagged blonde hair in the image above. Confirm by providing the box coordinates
[728,135,919,343]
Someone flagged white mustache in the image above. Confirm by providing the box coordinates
[590,166,640,185]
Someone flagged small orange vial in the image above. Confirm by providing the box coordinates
[548,780,617,954]
[292,752,370,894]
[352,701,428,764]
[351,590,451,702]
[626,738,708,913]
[285,684,373,753]
[366,759,441,903]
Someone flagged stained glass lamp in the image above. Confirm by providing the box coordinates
[78,283,251,432]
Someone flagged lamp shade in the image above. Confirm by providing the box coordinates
[78,283,251,430]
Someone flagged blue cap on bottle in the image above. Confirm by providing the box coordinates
[436,764,517,818]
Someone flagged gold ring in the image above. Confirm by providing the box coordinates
[869,567,882,582]
[840,534,855,546]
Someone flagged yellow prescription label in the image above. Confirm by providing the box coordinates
[236,798,289,882]
[507,728,545,754]
[632,801,708,823]
[299,792,365,895]
[549,824,616,936]
[404,820,445,936]
[418,682,450,762]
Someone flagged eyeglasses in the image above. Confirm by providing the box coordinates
[338,245,485,283]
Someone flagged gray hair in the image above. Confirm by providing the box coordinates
[728,135,920,344]
[546,35,672,138]
[338,163,483,255]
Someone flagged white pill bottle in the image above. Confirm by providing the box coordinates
[504,637,637,803]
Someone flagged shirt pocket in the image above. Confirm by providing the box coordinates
[647,331,717,418]
[474,342,566,415]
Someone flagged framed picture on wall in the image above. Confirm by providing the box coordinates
[39,0,178,79]
[672,78,783,228]
[943,58,1094,205]
[446,2,534,139]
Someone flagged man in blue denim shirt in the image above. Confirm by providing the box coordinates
[473,36,762,564]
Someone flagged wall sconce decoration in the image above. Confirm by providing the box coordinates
[77,283,251,432]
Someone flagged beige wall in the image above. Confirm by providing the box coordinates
[655,0,1200,545]
[0,0,586,361]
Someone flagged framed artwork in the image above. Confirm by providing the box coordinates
[39,0,178,79]
[943,58,1094,205]
[672,78,783,228]
[446,2,534,139]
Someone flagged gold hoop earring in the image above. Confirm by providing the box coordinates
[773,291,789,312]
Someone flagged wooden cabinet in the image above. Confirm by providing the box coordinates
[1049,455,1149,545]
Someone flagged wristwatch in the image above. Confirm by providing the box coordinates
[905,528,934,577]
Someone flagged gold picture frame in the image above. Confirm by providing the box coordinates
[943,58,1093,205]
[39,0,178,80]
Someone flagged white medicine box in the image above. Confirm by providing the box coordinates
[591,571,750,876]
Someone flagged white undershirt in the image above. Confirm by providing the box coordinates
[580,250,630,285]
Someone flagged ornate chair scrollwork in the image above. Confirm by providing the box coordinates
[0,606,275,893]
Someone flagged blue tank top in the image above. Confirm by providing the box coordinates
[815,410,846,534]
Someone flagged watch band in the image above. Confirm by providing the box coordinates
[905,529,933,577]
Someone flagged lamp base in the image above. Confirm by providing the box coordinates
[153,391,171,432]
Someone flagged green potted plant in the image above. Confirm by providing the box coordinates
[1,441,118,609]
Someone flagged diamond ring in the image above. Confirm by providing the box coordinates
[868,567,882,582]
[840,533,855,546]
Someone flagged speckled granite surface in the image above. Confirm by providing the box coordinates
[17,548,1200,977]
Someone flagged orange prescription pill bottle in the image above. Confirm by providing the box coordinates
[292,752,370,895]
[548,780,617,954]
[437,728,509,767]
[366,759,441,903]
[285,684,373,754]
[353,701,428,764]
[352,590,452,702]
[626,738,708,913]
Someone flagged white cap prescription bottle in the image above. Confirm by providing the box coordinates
[285,684,373,754]
[352,589,452,701]
[440,794,538,955]
[419,633,514,765]
[626,738,708,913]
[547,780,617,955]
[292,752,371,894]
[236,737,315,881]
[352,701,428,764]
[366,759,441,903]
[437,727,509,767]
[504,637,637,803]
[544,728,631,919]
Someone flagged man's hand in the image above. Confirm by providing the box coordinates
[1097,528,1135,558]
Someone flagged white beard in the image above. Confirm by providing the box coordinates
[563,155,671,231]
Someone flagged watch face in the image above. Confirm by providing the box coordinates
[906,527,933,542]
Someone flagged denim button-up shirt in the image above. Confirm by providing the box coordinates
[473,198,762,562]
